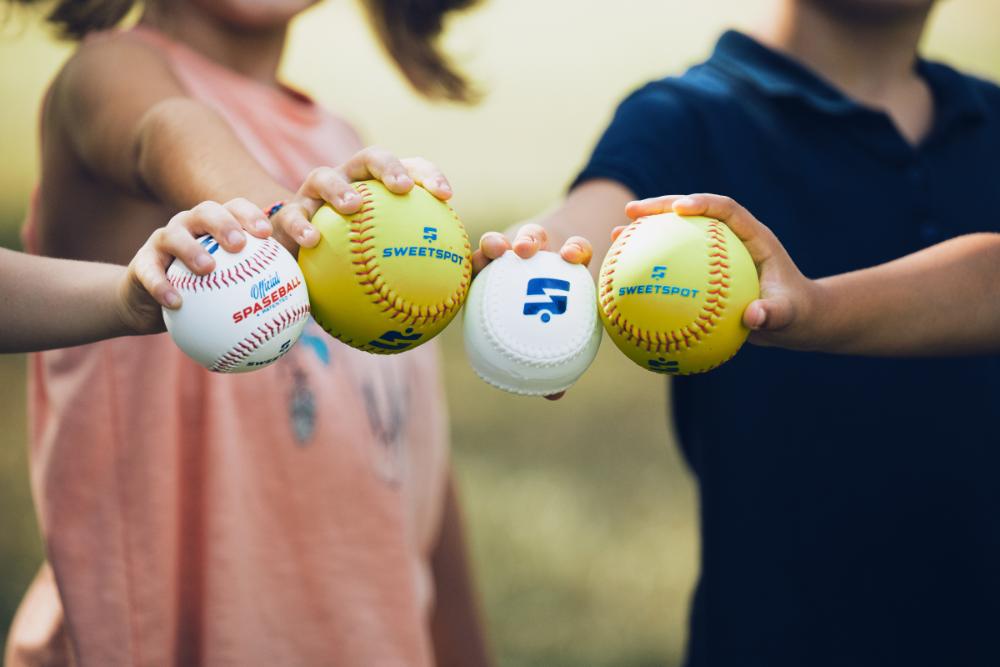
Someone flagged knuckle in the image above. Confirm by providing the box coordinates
[165,210,189,229]
[308,166,336,183]
[225,197,256,214]
[191,200,219,216]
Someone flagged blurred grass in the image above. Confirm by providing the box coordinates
[0,354,43,653]
[442,325,697,666]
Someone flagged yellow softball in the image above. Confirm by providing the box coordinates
[298,180,472,354]
[598,213,759,375]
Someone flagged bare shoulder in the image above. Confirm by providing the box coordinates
[48,31,186,128]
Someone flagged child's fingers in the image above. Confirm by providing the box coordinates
[472,232,512,275]
[131,239,181,309]
[338,146,413,194]
[185,201,247,253]
[399,157,453,200]
[559,236,592,266]
[625,195,684,220]
[223,198,271,238]
[511,224,549,259]
[271,202,320,249]
[156,219,217,275]
[672,194,780,266]
[744,296,795,332]
[299,166,363,215]
[479,232,511,259]
[672,194,764,242]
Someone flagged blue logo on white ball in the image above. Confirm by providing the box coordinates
[198,235,221,255]
[523,277,570,323]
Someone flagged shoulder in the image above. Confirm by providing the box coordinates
[962,72,1000,116]
[921,60,1000,117]
[51,31,184,116]
[610,64,749,132]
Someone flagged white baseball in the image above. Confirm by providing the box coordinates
[163,233,311,373]
[463,250,602,396]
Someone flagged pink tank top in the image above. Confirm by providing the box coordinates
[10,27,448,667]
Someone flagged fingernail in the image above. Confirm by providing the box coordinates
[436,179,452,193]
[675,197,697,209]
[339,192,358,206]
[194,254,213,271]
[255,219,270,234]
[165,290,181,308]
[392,175,411,187]
[750,307,766,329]
[227,230,244,247]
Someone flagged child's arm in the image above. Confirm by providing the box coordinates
[52,36,453,251]
[626,194,1000,356]
[470,180,629,277]
[0,198,267,353]
[0,248,131,353]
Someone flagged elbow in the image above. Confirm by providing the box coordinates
[132,97,202,198]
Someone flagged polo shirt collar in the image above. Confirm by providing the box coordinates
[707,30,988,131]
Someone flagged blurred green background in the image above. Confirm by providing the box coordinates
[2,1,999,665]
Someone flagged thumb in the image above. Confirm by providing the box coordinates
[744,296,795,331]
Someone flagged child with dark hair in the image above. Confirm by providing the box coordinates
[3,2,490,666]
[475,1,1000,664]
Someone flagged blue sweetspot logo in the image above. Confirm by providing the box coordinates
[369,328,423,351]
[648,357,680,372]
[618,265,698,299]
[381,224,462,265]
[523,277,570,323]
[199,235,220,255]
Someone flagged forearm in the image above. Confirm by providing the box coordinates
[808,233,1000,356]
[505,179,633,276]
[134,98,293,211]
[0,249,132,353]
[55,41,293,217]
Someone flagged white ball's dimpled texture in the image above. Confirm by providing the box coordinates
[463,250,602,396]
[163,234,311,373]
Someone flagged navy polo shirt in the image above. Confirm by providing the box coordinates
[576,31,1000,667]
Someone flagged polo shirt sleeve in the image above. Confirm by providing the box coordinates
[572,81,704,200]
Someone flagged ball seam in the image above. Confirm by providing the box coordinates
[168,238,282,292]
[480,262,598,366]
[599,217,732,363]
[347,181,472,330]
[210,302,311,372]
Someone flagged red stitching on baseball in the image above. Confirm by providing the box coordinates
[210,303,311,373]
[314,181,472,348]
[168,238,286,294]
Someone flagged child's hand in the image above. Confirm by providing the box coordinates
[624,194,825,350]
[268,147,456,252]
[471,225,592,275]
[471,225,594,400]
[119,198,273,335]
